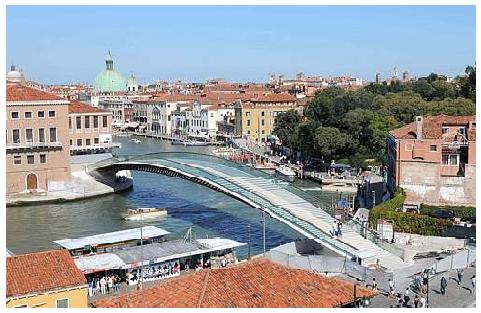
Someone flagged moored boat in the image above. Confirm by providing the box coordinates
[122,208,167,221]
[275,165,296,182]
[130,138,141,144]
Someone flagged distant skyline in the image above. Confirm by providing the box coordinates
[6,5,476,85]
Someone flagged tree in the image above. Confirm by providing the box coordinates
[273,110,301,150]
[369,115,402,153]
[313,127,352,161]
[342,108,376,145]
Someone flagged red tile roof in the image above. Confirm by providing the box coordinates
[69,100,109,114]
[7,250,87,298]
[7,84,64,101]
[93,258,376,308]
[389,115,476,140]
[250,93,297,103]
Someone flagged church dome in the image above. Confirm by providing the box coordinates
[7,65,25,83]
[94,51,127,93]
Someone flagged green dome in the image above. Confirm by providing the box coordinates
[94,51,127,93]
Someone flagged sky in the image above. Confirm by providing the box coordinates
[6,5,476,85]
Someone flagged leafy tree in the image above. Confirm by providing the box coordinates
[313,127,352,161]
[273,110,301,150]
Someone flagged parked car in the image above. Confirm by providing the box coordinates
[427,209,455,219]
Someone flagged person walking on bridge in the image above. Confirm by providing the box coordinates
[440,276,448,295]
[457,269,464,285]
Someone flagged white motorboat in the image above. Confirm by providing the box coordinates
[122,208,167,221]
[275,165,297,182]
[183,140,208,146]
[212,147,236,157]
[130,138,142,144]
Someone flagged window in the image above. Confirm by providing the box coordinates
[77,139,82,146]
[13,304,28,308]
[85,116,90,129]
[40,154,46,163]
[32,303,47,308]
[25,128,33,143]
[38,128,45,143]
[261,130,265,134]
[86,138,91,146]
[14,156,21,165]
[12,129,20,144]
[442,154,459,166]
[70,139,73,146]
[11,112,19,119]
[247,130,251,135]
[37,111,45,118]
[94,138,99,144]
[94,116,99,128]
[405,143,413,151]
[442,127,449,134]
[261,111,265,117]
[49,128,57,142]
[261,119,265,126]
[430,145,437,152]
[24,111,32,119]
[48,110,56,118]
[56,299,69,308]
[69,117,72,129]
[246,112,251,117]
[76,116,82,129]
[247,120,251,127]
[103,116,108,128]
[27,155,34,164]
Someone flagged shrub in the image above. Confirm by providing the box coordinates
[420,204,476,220]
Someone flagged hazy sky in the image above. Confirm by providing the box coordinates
[6,5,476,85]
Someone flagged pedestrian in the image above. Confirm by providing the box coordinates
[388,278,395,296]
[95,278,100,295]
[88,280,93,297]
[100,276,106,295]
[471,275,476,294]
[337,221,343,237]
[440,276,447,295]
[396,293,403,308]
[404,288,410,307]
[332,221,338,238]
[419,295,426,308]
[457,269,464,285]
[413,294,420,308]
[372,277,377,290]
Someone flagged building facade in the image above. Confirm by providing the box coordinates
[6,84,71,194]
[6,250,88,308]
[239,93,297,143]
[387,115,476,206]
[68,101,113,155]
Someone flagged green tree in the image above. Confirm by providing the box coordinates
[273,110,301,151]
[313,127,352,161]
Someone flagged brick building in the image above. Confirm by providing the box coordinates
[6,83,71,194]
[387,115,476,206]
[68,101,113,155]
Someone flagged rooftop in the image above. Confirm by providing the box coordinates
[6,250,87,298]
[389,115,476,140]
[69,100,110,114]
[7,84,64,102]
[53,226,170,250]
[93,258,376,308]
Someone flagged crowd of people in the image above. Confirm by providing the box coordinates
[88,274,121,297]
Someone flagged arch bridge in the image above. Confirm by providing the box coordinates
[90,152,408,271]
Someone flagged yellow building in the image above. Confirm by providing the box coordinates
[238,93,297,143]
[6,250,88,308]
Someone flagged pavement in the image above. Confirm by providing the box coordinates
[7,163,132,206]
[369,266,476,308]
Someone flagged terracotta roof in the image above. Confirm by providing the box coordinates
[69,100,109,114]
[93,258,376,308]
[389,115,476,140]
[7,84,63,101]
[250,93,297,103]
[7,250,87,298]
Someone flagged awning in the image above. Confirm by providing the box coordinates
[74,253,127,274]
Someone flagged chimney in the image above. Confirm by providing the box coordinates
[415,116,423,140]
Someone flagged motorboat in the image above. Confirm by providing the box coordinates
[275,165,297,182]
[171,138,184,145]
[183,140,209,146]
[122,208,167,221]
[254,162,277,170]
[212,147,236,157]
[130,138,142,144]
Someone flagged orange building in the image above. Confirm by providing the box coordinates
[387,115,476,206]
[6,250,88,308]
[6,83,71,194]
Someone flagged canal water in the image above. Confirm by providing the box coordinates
[6,135,340,258]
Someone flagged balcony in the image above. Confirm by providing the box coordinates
[6,141,63,153]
